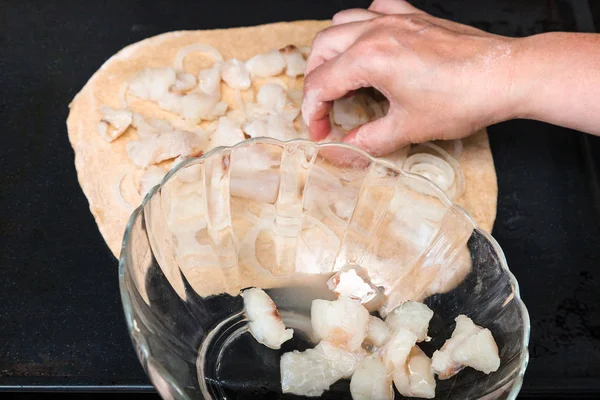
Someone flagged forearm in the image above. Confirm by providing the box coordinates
[508,32,600,135]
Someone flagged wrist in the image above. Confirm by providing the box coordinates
[501,32,562,122]
[488,36,533,124]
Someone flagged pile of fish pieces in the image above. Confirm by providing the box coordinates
[241,267,501,399]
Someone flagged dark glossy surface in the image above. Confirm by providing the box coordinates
[1,0,599,398]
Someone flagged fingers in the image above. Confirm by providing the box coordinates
[303,51,372,141]
[342,111,410,156]
[332,8,381,25]
[368,0,426,14]
[303,98,332,141]
[318,144,373,169]
[305,20,371,76]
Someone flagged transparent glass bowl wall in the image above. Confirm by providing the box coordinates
[119,138,530,400]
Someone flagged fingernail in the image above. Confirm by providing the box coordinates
[301,88,322,126]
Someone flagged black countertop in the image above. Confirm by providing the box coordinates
[1,0,599,398]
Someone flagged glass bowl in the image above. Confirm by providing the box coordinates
[119,138,530,400]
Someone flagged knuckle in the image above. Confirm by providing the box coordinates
[368,0,387,11]
[312,28,332,49]
[331,12,345,25]
[312,30,326,47]
[331,9,356,25]
[349,36,373,54]
[355,31,393,60]
[377,13,429,31]
[401,15,430,31]
[372,36,393,56]
[374,14,403,27]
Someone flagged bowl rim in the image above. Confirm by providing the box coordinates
[118,137,530,400]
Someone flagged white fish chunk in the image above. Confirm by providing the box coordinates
[287,88,303,107]
[230,170,280,204]
[225,108,248,126]
[242,119,268,138]
[364,316,391,349]
[393,346,436,399]
[126,129,205,167]
[166,191,207,233]
[138,165,166,196]
[317,341,366,379]
[279,45,307,77]
[231,145,280,171]
[327,267,378,305]
[209,117,245,149]
[257,83,288,112]
[246,49,286,78]
[128,66,225,122]
[241,288,293,350]
[381,328,418,372]
[131,113,173,139]
[97,106,132,142]
[332,197,354,219]
[197,61,222,96]
[266,114,297,142]
[431,315,500,379]
[222,58,251,90]
[175,162,204,184]
[244,101,270,120]
[281,341,365,397]
[129,67,176,102]
[280,105,300,122]
[365,95,385,119]
[175,92,226,122]
[154,63,225,122]
[350,353,393,400]
[311,296,369,351]
[385,301,434,342]
[171,72,197,93]
[332,95,371,131]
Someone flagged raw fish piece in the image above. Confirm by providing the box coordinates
[246,50,286,77]
[381,328,418,372]
[311,296,369,351]
[431,315,500,379]
[393,346,436,399]
[281,341,365,397]
[327,267,378,305]
[364,316,391,349]
[241,288,293,349]
[385,301,434,342]
[350,353,394,400]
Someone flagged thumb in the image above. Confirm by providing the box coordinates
[342,112,411,156]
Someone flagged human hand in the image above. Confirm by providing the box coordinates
[302,0,519,156]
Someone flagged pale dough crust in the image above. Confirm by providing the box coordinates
[67,20,497,258]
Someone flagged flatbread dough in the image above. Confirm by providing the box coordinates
[67,20,497,258]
